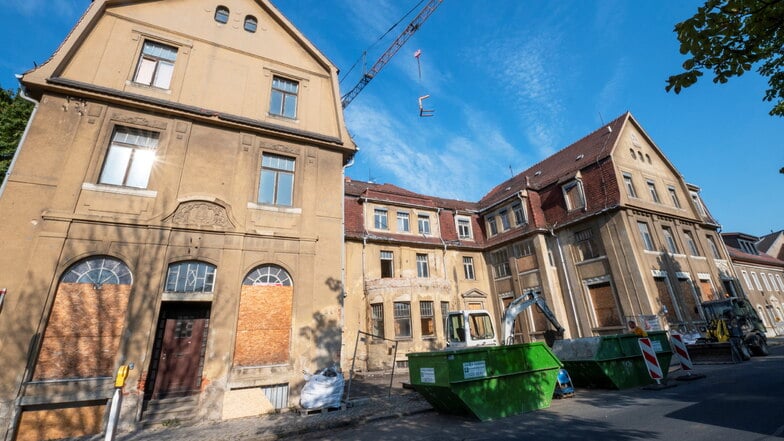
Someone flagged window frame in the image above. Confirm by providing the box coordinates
[165,261,216,293]
[646,180,661,203]
[662,226,679,254]
[683,230,700,256]
[420,301,435,338]
[668,186,681,208]
[257,153,295,206]
[393,302,412,339]
[416,253,430,278]
[457,217,472,239]
[98,126,159,189]
[512,202,526,226]
[751,272,762,290]
[562,180,586,211]
[487,216,498,236]
[269,75,299,119]
[638,221,655,251]
[370,303,385,339]
[706,235,722,259]
[622,173,637,198]
[244,15,258,33]
[380,250,394,278]
[374,208,388,230]
[741,270,753,290]
[133,40,178,90]
[491,249,510,279]
[418,214,431,235]
[214,5,230,23]
[499,209,511,231]
[396,211,410,233]
[463,256,475,280]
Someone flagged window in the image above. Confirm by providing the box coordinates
[761,273,772,291]
[706,235,721,259]
[499,210,511,231]
[668,186,681,208]
[374,209,388,229]
[512,203,526,225]
[574,229,601,261]
[683,230,700,256]
[487,217,498,236]
[457,218,472,239]
[662,226,679,254]
[397,212,410,232]
[768,274,778,291]
[62,256,132,286]
[214,5,230,23]
[98,126,158,188]
[742,270,753,290]
[269,76,299,119]
[244,15,257,32]
[491,249,510,278]
[622,173,637,198]
[776,274,784,291]
[563,180,585,210]
[690,191,707,216]
[638,222,655,251]
[646,180,660,203]
[441,301,450,328]
[416,254,429,278]
[420,301,435,337]
[370,303,384,338]
[418,214,431,234]
[133,40,177,89]
[243,264,292,286]
[463,256,475,280]
[738,239,758,255]
[165,261,216,293]
[751,272,762,290]
[512,239,534,258]
[394,302,412,338]
[380,251,394,278]
[258,153,295,206]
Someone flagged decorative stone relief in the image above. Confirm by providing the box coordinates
[110,113,168,130]
[262,142,300,156]
[171,201,233,229]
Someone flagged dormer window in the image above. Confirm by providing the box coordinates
[457,217,472,239]
[562,180,585,211]
[215,6,230,23]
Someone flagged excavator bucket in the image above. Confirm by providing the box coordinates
[686,342,742,364]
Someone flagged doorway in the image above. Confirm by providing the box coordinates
[145,302,210,400]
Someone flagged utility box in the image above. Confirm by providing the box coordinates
[552,331,672,389]
[407,342,562,421]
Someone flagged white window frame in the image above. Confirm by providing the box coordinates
[622,173,637,198]
[646,180,661,203]
[416,254,429,278]
[707,235,721,259]
[668,186,681,208]
[463,256,475,280]
[776,274,784,291]
[662,226,679,254]
[562,180,586,211]
[457,217,472,239]
[374,208,388,230]
[683,230,700,256]
[98,126,159,189]
[418,214,431,235]
[638,221,655,251]
[397,211,410,232]
[761,272,772,291]
[512,202,526,225]
[742,270,753,290]
[768,273,779,291]
[269,75,299,119]
[751,272,762,290]
[380,250,394,278]
[133,40,178,89]
[258,153,295,206]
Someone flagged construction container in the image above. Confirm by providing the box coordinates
[552,331,672,389]
[406,342,562,421]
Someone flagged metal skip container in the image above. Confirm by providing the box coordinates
[406,342,562,421]
[552,331,673,389]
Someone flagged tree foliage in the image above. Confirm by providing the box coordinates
[666,0,784,117]
[0,88,34,181]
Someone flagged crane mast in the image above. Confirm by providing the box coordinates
[340,0,443,109]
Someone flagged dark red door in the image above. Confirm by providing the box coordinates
[149,303,210,399]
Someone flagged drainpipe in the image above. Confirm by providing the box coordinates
[340,150,356,369]
[0,76,40,199]
[550,225,582,338]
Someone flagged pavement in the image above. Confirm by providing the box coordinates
[68,335,784,441]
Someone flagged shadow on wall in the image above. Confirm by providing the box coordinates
[297,277,344,372]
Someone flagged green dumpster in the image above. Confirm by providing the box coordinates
[552,331,672,389]
[406,342,562,421]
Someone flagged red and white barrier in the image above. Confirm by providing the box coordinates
[670,334,693,371]
[638,337,663,382]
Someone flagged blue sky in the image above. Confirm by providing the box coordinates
[1,0,781,236]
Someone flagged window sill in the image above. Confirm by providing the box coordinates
[247,202,301,214]
[643,250,664,256]
[162,292,214,302]
[267,113,299,123]
[82,183,157,198]
[126,81,172,94]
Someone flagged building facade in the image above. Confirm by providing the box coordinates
[723,232,784,336]
[0,1,354,439]
[344,113,741,371]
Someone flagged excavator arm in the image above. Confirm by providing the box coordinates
[501,291,565,345]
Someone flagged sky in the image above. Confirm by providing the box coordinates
[0,0,781,236]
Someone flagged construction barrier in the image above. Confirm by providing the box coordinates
[637,338,663,382]
[670,334,693,371]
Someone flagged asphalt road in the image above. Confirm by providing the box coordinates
[289,343,784,441]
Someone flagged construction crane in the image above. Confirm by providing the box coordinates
[340,0,443,109]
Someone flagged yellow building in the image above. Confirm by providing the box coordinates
[0,1,354,439]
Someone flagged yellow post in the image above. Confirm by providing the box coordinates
[105,364,132,441]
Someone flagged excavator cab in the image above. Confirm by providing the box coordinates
[446,310,498,348]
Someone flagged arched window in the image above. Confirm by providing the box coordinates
[166,261,216,293]
[243,264,292,286]
[244,15,257,33]
[215,5,230,24]
[61,256,132,288]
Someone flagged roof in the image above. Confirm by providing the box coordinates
[726,245,784,268]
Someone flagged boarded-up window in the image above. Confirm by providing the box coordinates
[34,257,132,380]
[698,279,715,302]
[394,302,412,338]
[654,278,679,323]
[587,282,622,327]
[677,278,700,321]
[420,301,435,337]
[234,265,293,366]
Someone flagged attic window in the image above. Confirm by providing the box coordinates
[244,15,257,32]
[215,5,229,23]
[576,154,584,161]
[534,171,542,176]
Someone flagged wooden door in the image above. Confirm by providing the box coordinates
[150,303,210,399]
